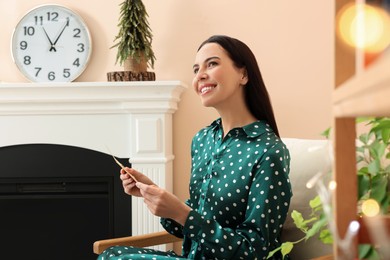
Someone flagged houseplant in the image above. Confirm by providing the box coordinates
[268,117,390,259]
[107,0,156,81]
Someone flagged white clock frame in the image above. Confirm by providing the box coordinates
[11,4,92,82]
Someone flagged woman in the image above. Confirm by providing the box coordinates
[99,35,292,260]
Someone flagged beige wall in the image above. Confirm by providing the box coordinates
[0,0,334,203]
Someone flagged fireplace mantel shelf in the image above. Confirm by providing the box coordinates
[0,80,187,158]
[0,81,187,115]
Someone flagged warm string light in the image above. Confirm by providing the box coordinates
[328,180,337,191]
[362,198,380,217]
[336,3,390,54]
[361,199,390,258]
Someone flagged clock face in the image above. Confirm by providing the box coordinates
[11,4,92,82]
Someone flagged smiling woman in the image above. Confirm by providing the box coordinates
[98,35,292,260]
[192,46,248,111]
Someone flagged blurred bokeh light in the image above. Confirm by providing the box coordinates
[362,198,380,217]
[337,3,390,54]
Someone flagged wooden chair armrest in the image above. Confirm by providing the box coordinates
[312,255,333,260]
[93,230,183,254]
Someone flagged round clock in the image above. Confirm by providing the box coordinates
[11,4,92,82]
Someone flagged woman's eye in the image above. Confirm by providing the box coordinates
[208,61,217,68]
[193,68,199,74]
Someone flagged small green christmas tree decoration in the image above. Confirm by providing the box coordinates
[108,0,156,81]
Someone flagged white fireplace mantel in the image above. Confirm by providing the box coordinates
[0,80,187,244]
[0,81,186,115]
[0,81,187,156]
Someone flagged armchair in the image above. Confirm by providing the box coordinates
[93,138,333,259]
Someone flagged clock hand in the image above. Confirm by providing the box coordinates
[42,27,56,52]
[52,17,70,46]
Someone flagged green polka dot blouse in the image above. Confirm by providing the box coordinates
[98,119,292,260]
[161,119,292,259]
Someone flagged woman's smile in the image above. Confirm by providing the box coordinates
[199,83,217,95]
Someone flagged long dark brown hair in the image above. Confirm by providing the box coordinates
[197,35,281,137]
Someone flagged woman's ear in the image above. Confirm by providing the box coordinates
[240,69,248,85]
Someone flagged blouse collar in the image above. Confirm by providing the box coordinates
[210,118,273,138]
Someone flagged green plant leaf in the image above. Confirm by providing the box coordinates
[367,159,381,175]
[359,244,372,259]
[291,210,307,231]
[267,245,281,259]
[356,117,374,124]
[369,118,390,141]
[309,195,322,209]
[356,146,366,154]
[357,174,371,200]
[356,155,365,164]
[369,141,386,160]
[303,217,319,225]
[359,244,380,260]
[380,193,390,214]
[281,242,294,258]
[357,166,369,175]
[381,128,390,144]
[359,133,370,145]
[305,217,327,240]
[321,127,331,138]
[370,175,388,204]
[319,229,333,244]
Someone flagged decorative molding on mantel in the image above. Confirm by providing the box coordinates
[0,80,187,157]
[0,81,187,115]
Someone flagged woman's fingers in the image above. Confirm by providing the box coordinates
[119,168,156,197]
[136,182,160,196]
[120,167,140,184]
[119,169,141,196]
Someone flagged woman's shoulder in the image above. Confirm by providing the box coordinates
[237,120,290,158]
[268,135,290,153]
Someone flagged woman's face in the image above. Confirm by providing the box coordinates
[192,43,248,109]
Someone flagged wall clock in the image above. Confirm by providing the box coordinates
[11,4,92,82]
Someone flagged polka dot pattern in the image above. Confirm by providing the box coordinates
[98,119,292,260]
[97,246,184,260]
[166,119,291,259]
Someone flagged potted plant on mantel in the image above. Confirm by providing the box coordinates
[107,0,156,82]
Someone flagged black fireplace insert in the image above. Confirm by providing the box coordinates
[0,144,132,260]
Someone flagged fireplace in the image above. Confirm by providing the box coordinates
[0,81,186,257]
[0,143,132,260]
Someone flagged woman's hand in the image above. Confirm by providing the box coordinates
[120,167,155,197]
[135,182,191,226]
